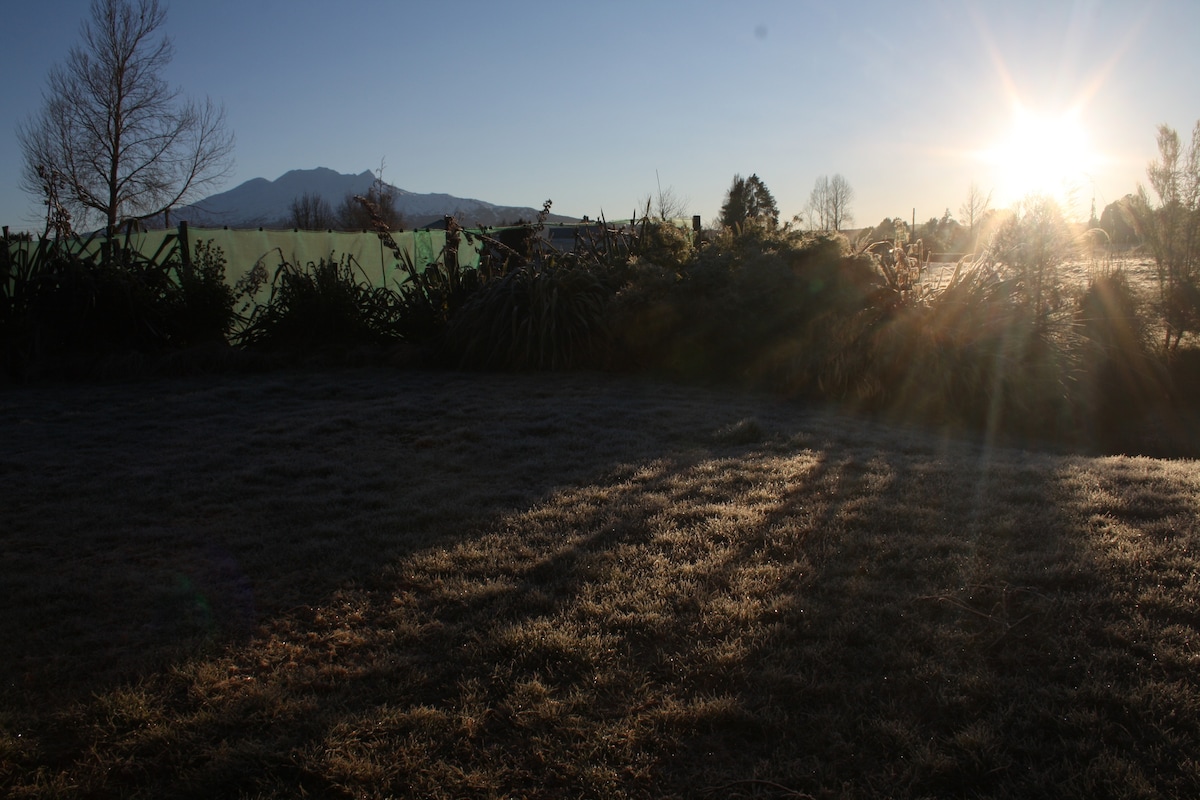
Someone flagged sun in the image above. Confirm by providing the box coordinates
[984,106,1098,212]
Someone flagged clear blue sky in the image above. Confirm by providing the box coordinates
[3,0,1197,232]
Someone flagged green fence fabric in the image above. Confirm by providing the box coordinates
[6,226,486,298]
[182,227,483,291]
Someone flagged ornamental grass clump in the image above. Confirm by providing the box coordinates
[235,253,403,353]
[443,258,613,371]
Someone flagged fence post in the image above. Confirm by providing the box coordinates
[178,221,191,269]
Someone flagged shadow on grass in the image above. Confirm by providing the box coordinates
[3,369,1199,798]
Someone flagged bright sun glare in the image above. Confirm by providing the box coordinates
[986,106,1099,212]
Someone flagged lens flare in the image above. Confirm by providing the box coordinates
[985,106,1099,210]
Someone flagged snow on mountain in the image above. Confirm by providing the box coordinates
[172,167,575,229]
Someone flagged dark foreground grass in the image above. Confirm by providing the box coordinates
[2,368,1199,798]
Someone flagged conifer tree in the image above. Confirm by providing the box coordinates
[720,173,779,230]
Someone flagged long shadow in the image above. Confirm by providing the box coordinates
[0,368,810,792]
[678,437,1200,797]
[5,370,1198,798]
[0,368,712,675]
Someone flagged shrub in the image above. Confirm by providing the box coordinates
[168,239,238,347]
[947,268,1079,437]
[443,258,613,371]
[627,227,879,387]
[236,254,402,352]
[1074,270,1169,445]
[630,218,694,273]
[2,230,248,378]
[453,215,693,373]
[991,195,1075,321]
[2,232,45,377]
[793,255,1082,441]
[604,225,878,388]
[1165,347,1200,408]
[22,237,178,372]
[604,258,684,372]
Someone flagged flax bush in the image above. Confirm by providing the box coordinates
[443,258,614,371]
[2,231,46,377]
[236,254,403,352]
[32,247,175,362]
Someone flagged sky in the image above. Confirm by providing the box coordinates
[2,0,1198,233]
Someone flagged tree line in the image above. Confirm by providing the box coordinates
[287,178,405,232]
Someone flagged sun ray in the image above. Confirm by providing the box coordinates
[983,104,1099,211]
[961,10,1122,216]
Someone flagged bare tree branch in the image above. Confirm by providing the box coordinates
[807,174,853,232]
[18,0,233,232]
[959,181,993,247]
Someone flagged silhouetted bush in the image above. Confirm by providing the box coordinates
[2,232,247,379]
[609,227,878,386]
[33,250,175,362]
[443,259,613,370]
[1166,347,1200,407]
[236,255,402,352]
[1073,270,1169,446]
[168,239,238,347]
[7,206,1197,455]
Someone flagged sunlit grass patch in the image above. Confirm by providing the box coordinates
[2,368,1199,797]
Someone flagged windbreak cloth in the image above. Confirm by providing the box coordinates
[6,227,486,302]
[178,227,484,294]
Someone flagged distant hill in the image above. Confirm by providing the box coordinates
[171,167,577,229]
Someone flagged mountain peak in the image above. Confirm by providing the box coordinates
[175,168,577,228]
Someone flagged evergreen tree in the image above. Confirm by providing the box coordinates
[719,173,779,230]
[720,174,749,229]
[745,174,780,228]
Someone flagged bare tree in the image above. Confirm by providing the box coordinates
[1137,120,1200,349]
[18,0,234,232]
[644,172,689,221]
[336,161,404,231]
[807,176,831,231]
[806,174,854,231]
[959,181,992,247]
[289,192,335,230]
[336,185,404,231]
[828,174,854,232]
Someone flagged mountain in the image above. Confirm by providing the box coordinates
[171,167,577,229]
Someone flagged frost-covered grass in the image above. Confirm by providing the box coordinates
[2,368,1199,798]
